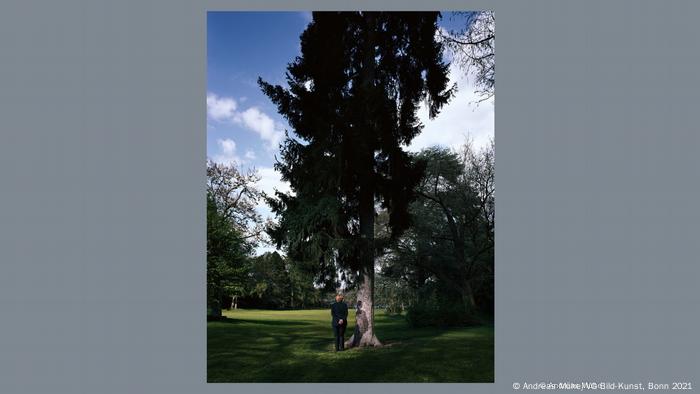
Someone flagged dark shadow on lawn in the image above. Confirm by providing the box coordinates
[208,311,494,383]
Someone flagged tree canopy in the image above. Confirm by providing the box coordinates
[260,11,454,346]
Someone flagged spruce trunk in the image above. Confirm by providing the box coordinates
[346,175,382,347]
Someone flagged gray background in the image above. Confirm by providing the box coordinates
[1,0,698,393]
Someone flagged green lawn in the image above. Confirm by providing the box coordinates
[207,308,494,382]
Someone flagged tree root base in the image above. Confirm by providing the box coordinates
[344,333,383,348]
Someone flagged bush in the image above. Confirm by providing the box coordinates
[406,284,480,327]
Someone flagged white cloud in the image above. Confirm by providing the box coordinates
[207,92,237,121]
[254,166,292,256]
[207,91,286,152]
[256,166,291,198]
[211,139,262,166]
[234,107,285,151]
[254,166,291,237]
[244,150,257,161]
[211,138,242,165]
[408,61,494,153]
[219,138,236,154]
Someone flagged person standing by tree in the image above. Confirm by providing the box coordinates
[331,294,349,351]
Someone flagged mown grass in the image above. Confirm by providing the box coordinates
[207,308,493,382]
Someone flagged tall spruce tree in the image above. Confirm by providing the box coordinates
[260,11,453,347]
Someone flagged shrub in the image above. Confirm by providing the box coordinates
[406,284,480,327]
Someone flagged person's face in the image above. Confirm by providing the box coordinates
[336,295,342,302]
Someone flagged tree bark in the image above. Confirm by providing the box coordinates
[345,176,382,347]
[346,264,382,347]
[347,149,381,346]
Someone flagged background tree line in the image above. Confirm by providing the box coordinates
[207,136,493,325]
[376,139,494,326]
[207,161,336,318]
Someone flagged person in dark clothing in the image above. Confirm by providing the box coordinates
[330,294,349,351]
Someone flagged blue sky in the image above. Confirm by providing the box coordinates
[207,12,494,255]
[207,12,310,166]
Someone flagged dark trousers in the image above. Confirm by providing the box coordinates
[333,323,346,351]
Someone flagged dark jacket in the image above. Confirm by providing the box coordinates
[331,301,348,327]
